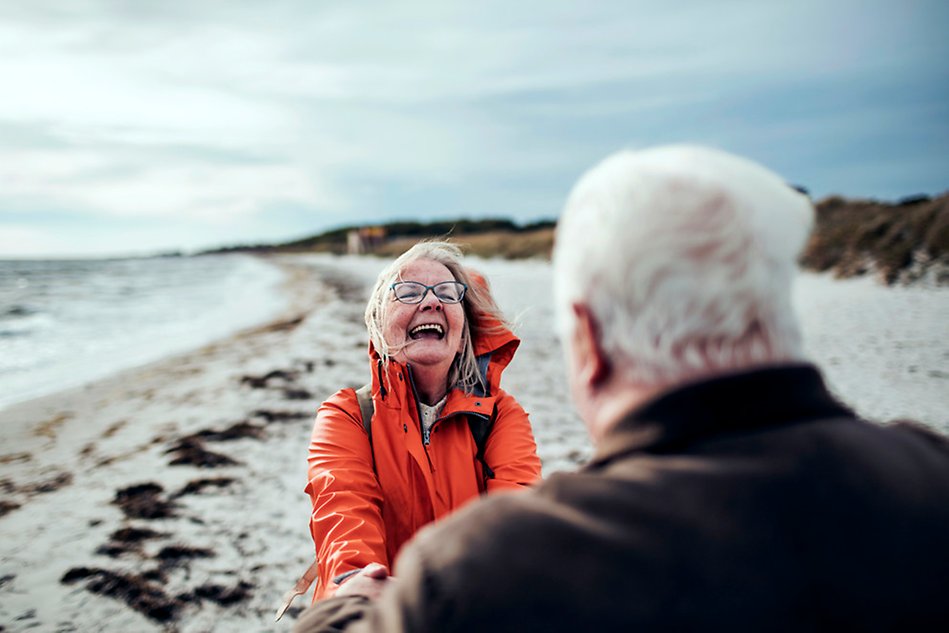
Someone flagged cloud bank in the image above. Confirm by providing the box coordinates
[1,0,946,256]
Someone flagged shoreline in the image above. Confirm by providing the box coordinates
[0,254,379,631]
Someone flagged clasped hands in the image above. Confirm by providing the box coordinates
[335,563,393,600]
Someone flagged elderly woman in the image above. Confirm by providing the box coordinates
[305,241,542,600]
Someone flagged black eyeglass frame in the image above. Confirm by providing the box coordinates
[390,281,468,304]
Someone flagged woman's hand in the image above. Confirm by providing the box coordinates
[335,563,393,600]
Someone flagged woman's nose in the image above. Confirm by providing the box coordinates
[419,290,442,311]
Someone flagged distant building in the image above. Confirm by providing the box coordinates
[347,226,387,254]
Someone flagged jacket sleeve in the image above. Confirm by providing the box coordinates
[483,389,543,492]
[306,388,388,600]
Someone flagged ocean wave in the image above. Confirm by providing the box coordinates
[0,254,288,410]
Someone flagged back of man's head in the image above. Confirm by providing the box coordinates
[554,145,815,390]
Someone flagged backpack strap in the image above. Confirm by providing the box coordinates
[355,383,374,447]
[468,413,495,481]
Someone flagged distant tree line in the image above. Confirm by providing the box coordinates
[201,195,947,286]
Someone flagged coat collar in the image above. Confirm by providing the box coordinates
[589,363,855,468]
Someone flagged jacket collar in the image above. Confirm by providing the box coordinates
[589,363,854,468]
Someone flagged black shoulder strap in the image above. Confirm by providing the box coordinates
[468,412,496,481]
[355,383,374,448]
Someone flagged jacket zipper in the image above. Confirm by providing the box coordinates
[404,365,437,472]
[406,365,492,460]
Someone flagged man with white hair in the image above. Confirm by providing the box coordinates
[294,146,949,632]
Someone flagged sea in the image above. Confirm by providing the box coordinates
[0,254,288,411]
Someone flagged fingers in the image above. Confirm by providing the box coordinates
[334,564,392,600]
[362,563,389,578]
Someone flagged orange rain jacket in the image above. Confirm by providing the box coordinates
[305,313,542,600]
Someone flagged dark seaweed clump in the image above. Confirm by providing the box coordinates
[239,369,299,389]
[113,483,178,520]
[95,526,167,558]
[25,471,73,494]
[239,368,314,400]
[180,581,254,606]
[61,567,182,623]
[155,544,214,569]
[252,408,310,423]
[174,477,236,497]
[165,438,239,468]
[191,421,264,441]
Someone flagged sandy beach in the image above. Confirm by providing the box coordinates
[1,254,946,632]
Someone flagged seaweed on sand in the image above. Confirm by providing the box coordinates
[174,477,236,497]
[61,567,183,624]
[113,483,178,520]
[165,438,239,468]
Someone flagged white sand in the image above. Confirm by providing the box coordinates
[0,255,946,631]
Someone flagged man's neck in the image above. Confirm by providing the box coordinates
[587,381,664,443]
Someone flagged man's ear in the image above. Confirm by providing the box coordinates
[571,303,611,389]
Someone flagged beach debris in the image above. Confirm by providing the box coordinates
[24,471,73,494]
[252,315,304,334]
[61,567,183,623]
[191,421,265,442]
[101,419,128,438]
[14,608,36,622]
[34,412,72,439]
[155,544,214,569]
[96,526,168,558]
[282,388,313,400]
[95,543,134,558]
[165,438,240,468]
[96,527,168,558]
[0,451,32,464]
[180,580,254,606]
[142,568,167,583]
[238,365,316,402]
[174,477,236,497]
[112,526,166,543]
[252,409,310,423]
[240,369,299,389]
[113,483,178,520]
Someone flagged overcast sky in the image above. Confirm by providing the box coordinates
[1,1,947,258]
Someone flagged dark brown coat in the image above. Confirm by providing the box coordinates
[294,364,949,632]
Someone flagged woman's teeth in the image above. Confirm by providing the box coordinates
[409,323,444,339]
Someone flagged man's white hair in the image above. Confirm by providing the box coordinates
[553,145,814,388]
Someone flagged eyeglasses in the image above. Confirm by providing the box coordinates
[390,281,467,304]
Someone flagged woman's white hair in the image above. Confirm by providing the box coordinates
[553,145,814,388]
[365,240,508,394]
